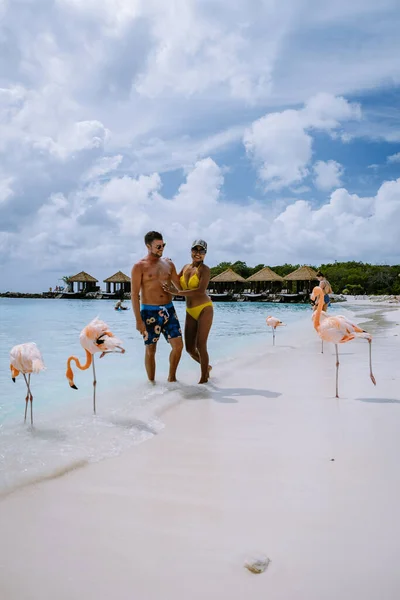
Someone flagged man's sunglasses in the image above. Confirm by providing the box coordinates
[154,243,166,250]
[192,247,206,254]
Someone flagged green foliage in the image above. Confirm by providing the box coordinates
[271,264,300,277]
[319,262,400,294]
[209,262,232,278]
[209,261,400,294]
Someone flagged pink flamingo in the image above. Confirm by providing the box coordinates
[66,317,125,414]
[266,316,285,345]
[311,286,376,398]
[10,342,45,425]
[312,309,327,353]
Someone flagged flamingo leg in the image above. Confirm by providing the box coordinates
[335,344,339,398]
[29,374,33,425]
[272,327,275,346]
[321,340,324,354]
[368,340,376,386]
[22,373,34,425]
[92,356,97,415]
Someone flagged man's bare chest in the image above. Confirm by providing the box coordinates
[142,264,171,282]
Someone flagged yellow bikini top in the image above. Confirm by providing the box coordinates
[180,267,200,290]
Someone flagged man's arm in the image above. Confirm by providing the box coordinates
[131,263,146,334]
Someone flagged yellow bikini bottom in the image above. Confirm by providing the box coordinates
[186,301,213,321]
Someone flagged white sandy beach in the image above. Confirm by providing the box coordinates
[1,300,400,600]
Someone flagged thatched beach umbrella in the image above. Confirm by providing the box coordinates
[284,265,319,294]
[69,271,98,293]
[209,268,246,293]
[103,271,131,294]
[246,267,283,292]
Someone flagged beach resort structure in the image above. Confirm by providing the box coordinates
[283,266,319,296]
[208,268,246,300]
[17,264,321,302]
[245,266,284,293]
[69,271,99,293]
[103,271,131,294]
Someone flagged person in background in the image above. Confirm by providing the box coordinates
[316,271,333,311]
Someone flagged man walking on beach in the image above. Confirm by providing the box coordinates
[131,231,183,383]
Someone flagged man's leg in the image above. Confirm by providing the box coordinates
[145,343,157,382]
[168,337,183,382]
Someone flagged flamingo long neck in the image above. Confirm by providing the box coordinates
[313,288,324,331]
[66,349,92,383]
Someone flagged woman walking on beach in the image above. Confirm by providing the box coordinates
[316,271,332,311]
[163,240,213,384]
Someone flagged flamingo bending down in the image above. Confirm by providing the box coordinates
[311,286,376,398]
[66,318,125,414]
[10,342,45,425]
[266,316,285,346]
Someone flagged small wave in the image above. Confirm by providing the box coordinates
[0,459,88,499]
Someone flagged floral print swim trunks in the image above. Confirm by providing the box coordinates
[140,302,182,345]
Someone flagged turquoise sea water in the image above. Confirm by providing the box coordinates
[0,297,324,493]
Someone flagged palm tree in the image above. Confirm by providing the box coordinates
[61,275,72,292]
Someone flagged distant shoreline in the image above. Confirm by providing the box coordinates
[0,292,122,300]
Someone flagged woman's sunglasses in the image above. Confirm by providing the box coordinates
[192,247,206,254]
[153,242,166,250]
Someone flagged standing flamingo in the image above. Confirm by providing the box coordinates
[266,316,285,345]
[66,317,125,414]
[10,342,45,425]
[312,309,327,353]
[311,286,376,398]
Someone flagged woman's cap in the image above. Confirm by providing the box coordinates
[191,239,207,251]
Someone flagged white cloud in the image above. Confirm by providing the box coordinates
[313,160,344,191]
[3,153,400,291]
[1,0,400,289]
[82,155,123,181]
[387,152,400,163]
[244,94,359,191]
[243,109,312,191]
[0,177,13,204]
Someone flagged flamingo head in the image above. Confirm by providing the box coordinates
[66,364,78,390]
[10,364,19,382]
[310,286,323,303]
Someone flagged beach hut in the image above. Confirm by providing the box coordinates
[103,271,131,294]
[209,268,246,299]
[69,271,99,293]
[283,266,319,295]
[245,267,284,294]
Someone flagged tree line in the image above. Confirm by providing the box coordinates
[210,261,400,295]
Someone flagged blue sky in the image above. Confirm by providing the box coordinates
[1,0,400,291]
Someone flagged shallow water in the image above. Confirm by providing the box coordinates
[0,297,324,494]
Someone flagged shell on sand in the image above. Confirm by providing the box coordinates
[244,556,271,574]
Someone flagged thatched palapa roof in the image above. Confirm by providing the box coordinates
[246,266,283,282]
[284,266,318,281]
[103,271,130,283]
[210,268,246,283]
[69,271,98,282]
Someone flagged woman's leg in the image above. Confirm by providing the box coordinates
[196,306,213,384]
[184,312,200,364]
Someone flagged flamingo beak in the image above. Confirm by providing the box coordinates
[69,382,78,390]
[12,377,16,383]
